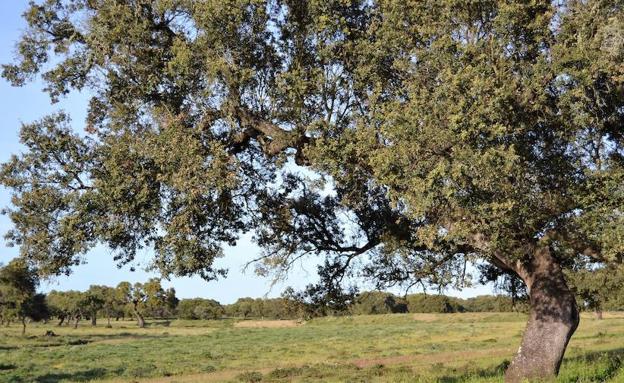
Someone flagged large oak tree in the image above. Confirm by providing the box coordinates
[1,1,623,381]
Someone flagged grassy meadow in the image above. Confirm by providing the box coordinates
[1,312,624,383]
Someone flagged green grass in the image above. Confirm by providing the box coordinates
[1,312,624,382]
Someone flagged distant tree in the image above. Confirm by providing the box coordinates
[281,263,359,319]
[116,282,145,328]
[23,293,50,323]
[226,298,256,319]
[47,290,78,326]
[405,293,462,314]
[567,264,624,319]
[462,295,525,313]
[98,285,125,327]
[65,291,88,329]
[164,287,179,318]
[178,298,224,320]
[142,278,165,318]
[84,285,105,326]
[0,259,43,334]
[352,291,406,315]
[143,278,178,318]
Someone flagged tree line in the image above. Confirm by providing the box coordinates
[3,259,623,334]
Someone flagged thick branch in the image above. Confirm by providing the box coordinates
[231,109,312,163]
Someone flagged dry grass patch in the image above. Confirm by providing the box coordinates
[234,320,302,328]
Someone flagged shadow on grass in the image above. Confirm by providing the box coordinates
[436,347,624,382]
[34,368,107,383]
[565,347,624,363]
[0,345,17,351]
[74,332,169,339]
[436,360,509,383]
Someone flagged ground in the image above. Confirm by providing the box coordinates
[1,312,624,382]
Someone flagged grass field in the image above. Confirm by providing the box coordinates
[1,312,624,382]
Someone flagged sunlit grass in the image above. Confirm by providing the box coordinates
[1,312,623,382]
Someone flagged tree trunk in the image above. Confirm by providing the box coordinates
[595,308,603,320]
[73,316,80,329]
[107,315,112,328]
[132,302,145,328]
[136,313,145,328]
[21,317,26,335]
[58,316,65,326]
[505,247,579,383]
[91,312,97,326]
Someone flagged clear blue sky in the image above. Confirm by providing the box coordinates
[0,1,493,303]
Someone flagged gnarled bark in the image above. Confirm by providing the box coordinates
[505,247,579,383]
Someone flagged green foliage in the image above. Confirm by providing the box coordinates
[46,290,88,324]
[178,298,224,320]
[0,259,46,329]
[351,291,407,315]
[405,294,462,314]
[567,264,624,313]
[0,0,621,307]
[0,3,623,378]
[113,278,177,326]
[0,0,620,310]
[225,297,303,320]
[463,295,526,313]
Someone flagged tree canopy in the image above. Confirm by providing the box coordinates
[0,259,47,333]
[1,1,623,381]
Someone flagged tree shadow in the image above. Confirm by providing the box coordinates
[83,332,171,341]
[436,360,509,383]
[564,347,624,363]
[0,345,17,351]
[436,347,624,382]
[34,368,107,383]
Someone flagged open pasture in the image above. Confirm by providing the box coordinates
[1,312,624,382]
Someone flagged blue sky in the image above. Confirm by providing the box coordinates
[0,1,493,302]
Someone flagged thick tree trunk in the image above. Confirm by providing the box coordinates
[505,247,579,383]
[73,316,80,329]
[58,316,65,326]
[21,317,26,335]
[91,313,97,326]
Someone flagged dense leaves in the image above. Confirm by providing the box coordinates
[0,3,622,378]
[0,259,48,332]
[1,0,621,291]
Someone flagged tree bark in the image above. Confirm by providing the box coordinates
[58,316,65,326]
[21,317,26,335]
[73,315,80,329]
[505,247,579,383]
[132,302,145,328]
[91,313,97,326]
[136,312,145,328]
